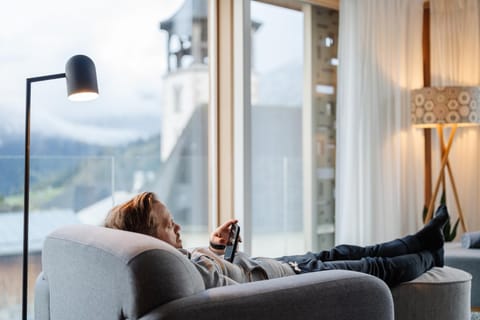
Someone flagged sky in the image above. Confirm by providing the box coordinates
[0,0,302,146]
[251,2,303,74]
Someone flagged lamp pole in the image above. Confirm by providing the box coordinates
[23,73,67,320]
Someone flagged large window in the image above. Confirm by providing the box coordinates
[0,0,339,317]
[0,0,209,318]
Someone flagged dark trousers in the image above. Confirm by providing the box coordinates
[274,235,435,287]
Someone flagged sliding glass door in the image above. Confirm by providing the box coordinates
[247,0,338,256]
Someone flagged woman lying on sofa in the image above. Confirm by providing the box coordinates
[104,192,448,288]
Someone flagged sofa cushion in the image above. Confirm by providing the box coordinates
[144,270,394,320]
[43,224,205,319]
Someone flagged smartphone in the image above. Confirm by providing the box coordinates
[224,224,240,262]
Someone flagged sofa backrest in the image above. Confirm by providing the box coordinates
[37,224,205,320]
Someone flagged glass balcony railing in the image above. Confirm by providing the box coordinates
[0,154,208,320]
[250,156,304,258]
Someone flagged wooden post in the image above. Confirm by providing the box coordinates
[422,4,432,213]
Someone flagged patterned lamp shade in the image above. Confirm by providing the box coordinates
[411,86,480,128]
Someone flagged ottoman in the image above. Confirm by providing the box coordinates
[446,242,480,309]
[391,266,471,320]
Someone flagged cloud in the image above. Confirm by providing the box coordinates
[33,111,149,146]
[0,0,185,145]
[251,2,303,74]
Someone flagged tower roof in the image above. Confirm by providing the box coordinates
[159,0,262,36]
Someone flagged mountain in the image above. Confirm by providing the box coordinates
[0,133,161,212]
[0,134,107,198]
[0,133,105,156]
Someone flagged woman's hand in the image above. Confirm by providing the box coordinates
[209,219,242,254]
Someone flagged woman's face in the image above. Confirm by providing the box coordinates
[154,202,183,248]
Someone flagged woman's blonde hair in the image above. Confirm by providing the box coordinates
[104,192,163,237]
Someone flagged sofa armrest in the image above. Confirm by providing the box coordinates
[141,270,394,320]
[34,272,50,320]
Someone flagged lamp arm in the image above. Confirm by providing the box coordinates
[22,72,66,320]
[27,73,66,83]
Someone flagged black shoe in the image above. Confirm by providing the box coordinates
[432,247,445,267]
[415,205,449,251]
[429,205,449,229]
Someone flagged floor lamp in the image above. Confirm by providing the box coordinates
[411,86,480,233]
[22,55,99,320]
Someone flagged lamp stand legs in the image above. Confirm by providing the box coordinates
[425,124,467,233]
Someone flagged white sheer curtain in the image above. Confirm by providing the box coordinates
[430,0,480,233]
[336,0,425,245]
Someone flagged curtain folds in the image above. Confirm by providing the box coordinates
[430,0,480,233]
[336,0,424,245]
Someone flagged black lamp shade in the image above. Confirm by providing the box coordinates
[65,55,99,101]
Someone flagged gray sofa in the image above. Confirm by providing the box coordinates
[35,224,394,320]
